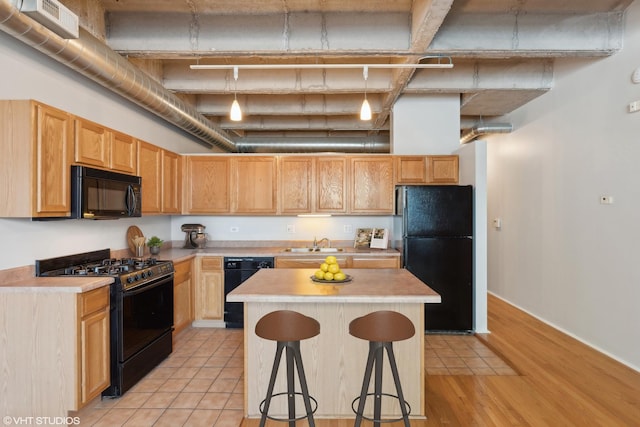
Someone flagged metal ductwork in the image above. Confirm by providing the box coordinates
[236,137,390,153]
[0,0,237,152]
[460,123,513,144]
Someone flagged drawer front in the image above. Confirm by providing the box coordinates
[80,286,109,317]
[201,257,223,270]
[350,257,400,269]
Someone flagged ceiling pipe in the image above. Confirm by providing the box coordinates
[0,0,237,152]
[235,137,390,153]
[460,123,513,144]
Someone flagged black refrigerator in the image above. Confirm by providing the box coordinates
[395,185,473,332]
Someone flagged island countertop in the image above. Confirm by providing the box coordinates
[227,268,441,303]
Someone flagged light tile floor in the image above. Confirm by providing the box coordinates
[74,328,516,426]
[74,327,245,426]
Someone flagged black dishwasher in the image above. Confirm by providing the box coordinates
[223,257,274,328]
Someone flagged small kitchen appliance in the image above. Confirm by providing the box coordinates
[36,249,174,397]
[181,223,207,249]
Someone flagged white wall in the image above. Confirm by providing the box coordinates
[391,94,460,154]
[457,141,488,333]
[487,0,640,370]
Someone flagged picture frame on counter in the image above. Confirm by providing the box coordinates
[354,228,372,248]
[370,228,389,249]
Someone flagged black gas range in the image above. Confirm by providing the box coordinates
[36,248,175,397]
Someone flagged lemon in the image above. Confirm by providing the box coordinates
[314,270,325,280]
[328,263,341,274]
[320,262,329,272]
[334,272,347,281]
[323,271,334,281]
[325,255,338,265]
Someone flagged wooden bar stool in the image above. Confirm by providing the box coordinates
[255,310,320,427]
[349,310,415,427]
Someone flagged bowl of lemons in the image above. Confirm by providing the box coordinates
[311,255,351,283]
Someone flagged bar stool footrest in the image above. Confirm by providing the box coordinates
[351,393,412,424]
[259,392,318,423]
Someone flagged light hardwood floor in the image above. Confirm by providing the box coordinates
[244,293,640,426]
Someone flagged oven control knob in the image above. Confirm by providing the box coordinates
[141,271,147,279]
[135,274,140,281]
[127,276,135,284]
[148,270,154,277]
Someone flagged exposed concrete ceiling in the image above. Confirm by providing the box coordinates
[47,1,637,150]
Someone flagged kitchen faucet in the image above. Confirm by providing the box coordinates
[313,237,331,250]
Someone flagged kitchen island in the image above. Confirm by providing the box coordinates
[227,268,440,420]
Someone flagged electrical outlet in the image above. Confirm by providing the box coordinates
[230,226,239,232]
[344,224,353,233]
[629,101,640,113]
[287,224,296,233]
[600,196,614,205]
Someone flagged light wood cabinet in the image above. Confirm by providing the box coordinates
[233,156,278,214]
[74,118,110,168]
[173,258,193,335]
[0,100,73,218]
[350,156,395,214]
[194,256,224,321]
[275,255,399,269]
[0,285,110,416]
[427,155,459,183]
[74,119,138,175]
[184,156,231,213]
[138,140,162,214]
[350,256,400,269]
[316,156,348,213]
[110,130,137,174]
[396,156,428,184]
[279,156,313,214]
[162,150,182,214]
[78,286,110,406]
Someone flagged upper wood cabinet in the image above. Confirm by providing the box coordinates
[0,100,73,218]
[110,130,137,174]
[138,140,163,214]
[396,156,428,184]
[232,156,278,214]
[74,118,109,168]
[427,155,459,184]
[74,119,138,174]
[184,156,231,214]
[316,157,348,213]
[279,156,313,214]
[162,150,182,214]
[350,156,395,214]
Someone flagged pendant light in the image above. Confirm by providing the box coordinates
[230,66,242,121]
[360,66,372,121]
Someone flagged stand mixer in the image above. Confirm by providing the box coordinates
[181,224,208,249]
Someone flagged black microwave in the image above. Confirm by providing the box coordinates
[71,166,142,219]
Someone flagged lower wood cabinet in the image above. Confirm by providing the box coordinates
[0,285,110,416]
[173,258,194,335]
[275,255,399,269]
[194,256,224,323]
[79,286,110,406]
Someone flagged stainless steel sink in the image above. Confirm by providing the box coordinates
[282,247,343,253]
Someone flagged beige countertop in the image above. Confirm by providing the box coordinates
[227,268,440,304]
[0,243,400,292]
[0,276,114,293]
[155,245,400,260]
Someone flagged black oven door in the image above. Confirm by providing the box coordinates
[118,275,174,362]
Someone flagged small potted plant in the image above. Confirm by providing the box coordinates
[147,236,164,255]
